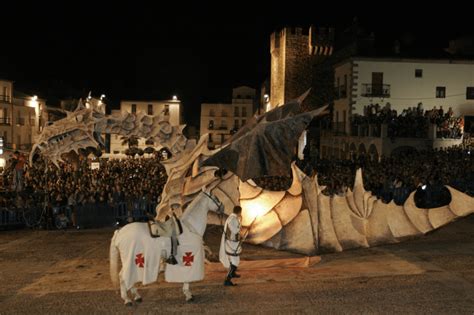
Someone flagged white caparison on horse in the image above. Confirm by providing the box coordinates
[109,188,224,306]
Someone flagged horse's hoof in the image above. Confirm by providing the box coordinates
[125,302,133,307]
[135,297,143,303]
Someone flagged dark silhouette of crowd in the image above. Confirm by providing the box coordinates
[352,103,464,139]
[2,155,168,227]
[252,143,473,209]
[296,145,473,207]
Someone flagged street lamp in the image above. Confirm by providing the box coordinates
[263,94,270,113]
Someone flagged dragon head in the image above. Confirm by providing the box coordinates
[30,99,190,167]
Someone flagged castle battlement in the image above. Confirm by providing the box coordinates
[270,25,335,109]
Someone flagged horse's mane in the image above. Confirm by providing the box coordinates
[181,191,205,222]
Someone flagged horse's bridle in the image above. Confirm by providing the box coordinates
[203,190,224,213]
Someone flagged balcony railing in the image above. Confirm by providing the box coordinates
[0,118,10,125]
[0,95,11,103]
[333,121,347,135]
[361,84,390,98]
[334,86,348,100]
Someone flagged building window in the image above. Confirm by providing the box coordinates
[343,110,347,133]
[209,109,215,117]
[3,131,7,142]
[436,87,446,98]
[221,110,227,117]
[234,107,239,116]
[242,119,246,126]
[164,104,170,114]
[415,69,423,78]
[131,104,136,114]
[234,120,239,128]
[467,87,474,99]
[208,120,214,130]
[242,107,247,117]
[148,104,153,115]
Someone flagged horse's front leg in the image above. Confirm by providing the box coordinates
[130,287,142,303]
[120,279,133,306]
[182,282,194,302]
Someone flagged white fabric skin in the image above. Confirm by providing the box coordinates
[165,229,205,283]
[114,223,171,290]
[219,213,241,269]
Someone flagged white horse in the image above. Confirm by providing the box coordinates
[109,189,224,306]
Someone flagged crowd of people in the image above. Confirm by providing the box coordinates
[2,155,168,227]
[252,141,472,209]
[297,145,473,207]
[352,103,464,139]
[1,135,472,220]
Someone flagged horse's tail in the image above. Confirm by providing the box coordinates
[109,230,120,288]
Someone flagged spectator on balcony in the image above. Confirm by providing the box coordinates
[429,106,439,120]
[438,106,444,118]
[447,107,454,118]
[417,102,424,115]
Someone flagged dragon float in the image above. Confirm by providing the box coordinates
[31,95,474,255]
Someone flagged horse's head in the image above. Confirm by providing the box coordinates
[201,188,224,215]
[180,186,225,237]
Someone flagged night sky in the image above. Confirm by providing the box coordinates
[1,1,471,126]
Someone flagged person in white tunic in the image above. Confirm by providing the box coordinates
[219,205,242,286]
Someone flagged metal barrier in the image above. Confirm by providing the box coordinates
[113,199,157,226]
[75,203,117,228]
[0,207,23,228]
[0,197,158,230]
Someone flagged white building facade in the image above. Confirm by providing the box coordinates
[333,57,474,133]
[200,86,255,146]
[0,79,44,152]
[323,57,474,159]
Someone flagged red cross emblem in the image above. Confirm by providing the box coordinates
[135,253,145,268]
[183,252,194,266]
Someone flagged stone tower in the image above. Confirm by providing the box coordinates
[270,26,334,109]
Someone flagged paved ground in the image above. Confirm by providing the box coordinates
[1,216,474,314]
